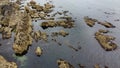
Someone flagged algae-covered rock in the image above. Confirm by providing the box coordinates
[57,59,74,68]
[0,55,17,68]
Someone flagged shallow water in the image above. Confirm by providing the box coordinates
[1,0,120,68]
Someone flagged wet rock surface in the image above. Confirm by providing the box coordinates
[0,55,17,68]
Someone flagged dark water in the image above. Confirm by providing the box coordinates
[1,0,120,68]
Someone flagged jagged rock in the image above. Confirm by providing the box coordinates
[95,31,117,51]
[84,16,98,27]
[57,59,74,68]
[0,55,17,68]
[98,21,115,28]
[35,46,42,56]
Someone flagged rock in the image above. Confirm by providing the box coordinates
[44,2,54,9]
[2,27,12,39]
[35,5,43,11]
[35,46,42,56]
[13,12,33,55]
[95,31,117,51]
[98,21,115,28]
[0,0,9,5]
[32,30,48,41]
[30,0,36,6]
[84,16,97,27]
[0,55,17,68]
[41,32,48,41]
[41,21,57,29]
[39,12,46,19]
[59,30,69,37]
[57,20,74,28]
[94,64,100,68]
[98,29,109,33]
[57,59,74,68]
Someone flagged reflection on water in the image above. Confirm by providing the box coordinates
[1,0,120,68]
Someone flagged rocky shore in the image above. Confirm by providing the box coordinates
[0,55,17,68]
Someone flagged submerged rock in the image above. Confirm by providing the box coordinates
[95,31,117,51]
[57,59,74,68]
[0,55,17,68]
[35,46,42,56]
[84,16,97,27]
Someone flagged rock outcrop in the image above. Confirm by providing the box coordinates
[95,30,117,51]
[0,55,17,68]
[12,12,33,55]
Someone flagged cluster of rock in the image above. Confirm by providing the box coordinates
[25,0,54,19]
[84,16,115,28]
[84,16,117,51]
[0,55,17,68]
[95,29,117,51]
